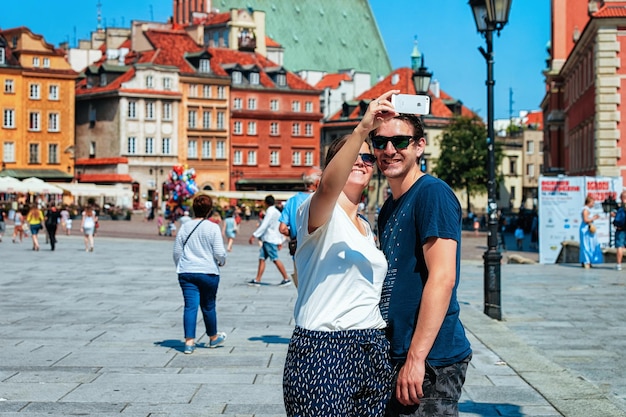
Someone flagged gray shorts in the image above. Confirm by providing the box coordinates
[386,354,471,417]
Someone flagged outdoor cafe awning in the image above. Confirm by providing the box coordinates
[0,176,63,194]
[202,190,298,202]
[56,182,133,199]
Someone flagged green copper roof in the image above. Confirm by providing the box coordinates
[214,0,392,83]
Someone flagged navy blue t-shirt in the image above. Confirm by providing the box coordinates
[378,174,472,366]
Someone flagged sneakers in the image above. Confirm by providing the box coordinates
[617,264,622,271]
[209,332,227,348]
[183,344,195,354]
[278,279,292,287]
[247,279,261,287]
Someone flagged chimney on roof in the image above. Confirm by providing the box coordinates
[431,79,440,99]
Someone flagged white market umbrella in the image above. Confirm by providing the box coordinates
[21,177,64,195]
[0,176,28,193]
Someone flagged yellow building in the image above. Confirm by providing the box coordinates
[0,27,77,181]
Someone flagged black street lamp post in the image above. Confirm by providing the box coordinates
[469,0,512,320]
[602,196,618,247]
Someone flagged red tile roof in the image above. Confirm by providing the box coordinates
[524,111,543,129]
[316,73,352,89]
[208,47,317,90]
[328,67,477,120]
[76,67,136,95]
[143,29,203,73]
[265,36,282,48]
[593,3,626,17]
[75,157,129,166]
[201,11,231,25]
[78,174,134,183]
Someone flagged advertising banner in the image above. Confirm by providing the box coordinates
[538,176,623,264]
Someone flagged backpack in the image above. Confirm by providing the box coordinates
[614,207,626,229]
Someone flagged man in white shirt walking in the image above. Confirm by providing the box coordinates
[248,195,291,287]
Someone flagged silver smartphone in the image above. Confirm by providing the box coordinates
[391,94,431,115]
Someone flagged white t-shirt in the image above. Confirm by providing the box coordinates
[293,197,387,331]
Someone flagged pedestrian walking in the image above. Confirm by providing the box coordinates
[0,204,7,242]
[12,207,25,243]
[44,204,61,251]
[26,205,44,251]
[80,206,98,252]
[613,191,626,271]
[247,195,291,287]
[278,166,322,285]
[173,194,227,354]
[373,110,472,416]
[222,210,238,252]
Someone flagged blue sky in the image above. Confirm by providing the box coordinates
[1,1,550,120]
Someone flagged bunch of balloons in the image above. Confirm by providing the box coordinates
[164,164,199,205]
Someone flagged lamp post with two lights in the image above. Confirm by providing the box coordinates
[469,0,512,320]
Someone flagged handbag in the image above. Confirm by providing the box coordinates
[589,223,597,234]
[288,238,297,256]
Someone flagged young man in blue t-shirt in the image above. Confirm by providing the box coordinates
[372,112,472,416]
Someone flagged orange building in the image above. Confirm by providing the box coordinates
[0,27,77,181]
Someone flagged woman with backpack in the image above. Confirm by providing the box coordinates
[613,191,626,271]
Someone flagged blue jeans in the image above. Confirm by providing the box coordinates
[178,273,220,340]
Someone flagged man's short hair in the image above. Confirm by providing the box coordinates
[303,167,322,185]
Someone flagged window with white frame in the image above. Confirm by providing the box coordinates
[89,141,96,157]
[526,163,535,178]
[233,150,242,165]
[188,110,197,128]
[128,101,137,119]
[292,123,300,136]
[29,112,41,131]
[270,99,279,111]
[3,109,15,128]
[162,102,172,120]
[162,137,171,154]
[247,121,256,135]
[270,122,279,135]
[29,83,40,99]
[162,77,172,90]
[3,142,15,162]
[233,97,242,109]
[233,121,243,135]
[145,137,155,154]
[247,150,256,165]
[145,75,154,88]
[276,73,286,86]
[48,143,58,163]
[199,58,210,73]
[249,72,260,85]
[216,140,225,158]
[4,79,14,93]
[202,140,211,158]
[526,140,534,154]
[217,86,225,99]
[188,84,198,97]
[48,113,59,132]
[202,85,211,98]
[202,111,211,129]
[305,151,313,166]
[247,98,257,109]
[145,101,155,119]
[292,151,301,166]
[305,101,313,112]
[48,85,59,100]
[305,123,313,136]
[539,141,544,154]
[291,101,300,112]
[127,137,137,154]
[0,47,5,65]
[270,150,279,166]
[188,140,198,158]
[232,71,242,84]
[43,57,50,68]
[29,143,39,163]
[217,112,224,129]
[32,57,40,67]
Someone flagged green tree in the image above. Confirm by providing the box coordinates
[432,115,502,213]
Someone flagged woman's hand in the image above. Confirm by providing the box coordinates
[355,90,400,135]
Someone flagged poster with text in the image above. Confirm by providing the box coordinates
[538,176,623,264]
